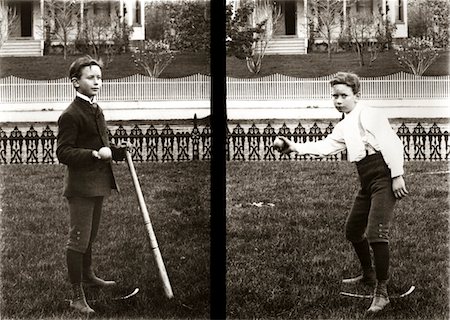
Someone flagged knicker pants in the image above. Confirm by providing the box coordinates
[66,196,104,253]
[345,153,397,244]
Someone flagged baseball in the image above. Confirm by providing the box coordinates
[98,146,112,160]
[273,137,285,151]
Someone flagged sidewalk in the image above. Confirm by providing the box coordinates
[1,100,211,123]
[1,99,448,123]
[227,99,450,120]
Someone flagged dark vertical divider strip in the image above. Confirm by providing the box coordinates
[210,0,227,319]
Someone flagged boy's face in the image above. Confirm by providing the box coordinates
[331,84,359,114]
[73,65,102,98]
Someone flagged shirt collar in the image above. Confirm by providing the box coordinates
[346,103,363,118]
[76,91,97,105]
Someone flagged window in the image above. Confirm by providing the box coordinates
[397,0,404,22]
[355,0,373,13]
[134,0,141,26]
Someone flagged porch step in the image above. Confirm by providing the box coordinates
[0,40,43,57]
[265,36,306,55]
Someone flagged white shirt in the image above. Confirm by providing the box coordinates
[76,91,97,105]
[293,104,404,178]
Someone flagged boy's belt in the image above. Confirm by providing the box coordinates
[357,151,382,166]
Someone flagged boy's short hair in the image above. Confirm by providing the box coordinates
[330,72,361,94]
[69,55,102,80]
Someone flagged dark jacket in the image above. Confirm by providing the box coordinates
[57,97,125,197]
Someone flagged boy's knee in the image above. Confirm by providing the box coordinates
[345,222,365,243]
[67,226,90,253]
[345,230,366,243]
[367,222,390,243]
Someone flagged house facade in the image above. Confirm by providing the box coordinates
[0,0,145,57]
[229,0,408,54]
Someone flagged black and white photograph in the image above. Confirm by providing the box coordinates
[224,0,448,319]
[1,0,211,318]
[0,0,449,319]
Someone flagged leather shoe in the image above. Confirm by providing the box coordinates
[366,294,390,314]
[70,298,95,314]
[70,283,95,314]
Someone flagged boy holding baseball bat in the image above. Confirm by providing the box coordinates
[275,72,408,314]
[57,55,127,314]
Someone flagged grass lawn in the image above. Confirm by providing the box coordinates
[226,50,450,78]
[226,161,449,319]
[0,162,210,319]
[0,50,448,80]
[0,53,211,80]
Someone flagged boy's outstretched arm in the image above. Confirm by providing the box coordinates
[276,133,346,158]
[276,136,299,154]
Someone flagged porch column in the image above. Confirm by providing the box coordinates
[119,0,124,22]
[80,0,84,23]
[381,0,386,19]
[342,0,347,31]
[126,0,133,26]
[304,0,308,48]
[233,0,239,13]
[343,0,347,20]
[140,0,144,28]
[39,0,44,32]
[39,0,44,51]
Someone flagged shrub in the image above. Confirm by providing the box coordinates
[394,37,440,75]
[132,39,176,78]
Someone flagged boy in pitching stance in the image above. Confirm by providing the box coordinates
[276,72,408,314]
[57,56,127,314]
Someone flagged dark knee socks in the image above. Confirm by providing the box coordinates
[82,245,92,273]
[67,249,83,284]
[370,242,389,281]
[351,239,373,270]
[351,239,389,282]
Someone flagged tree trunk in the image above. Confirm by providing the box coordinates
[327,41,332,60]
[327,30,332,61]
[63,33,67,60]
[357,44,365,66]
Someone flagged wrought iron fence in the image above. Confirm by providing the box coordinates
[226,122,449,162]
[0,122,212,164]
[0,122,448,164]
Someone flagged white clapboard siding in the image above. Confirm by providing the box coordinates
[0,72,449,103]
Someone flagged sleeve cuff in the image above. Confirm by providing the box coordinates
[390,168,404,179]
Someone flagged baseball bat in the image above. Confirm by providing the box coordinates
[125,151,174,299]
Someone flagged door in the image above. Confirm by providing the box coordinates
[20,1,33,37]
[8,1,33,38]
[284,0,296,35]
[274,0,297,36]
